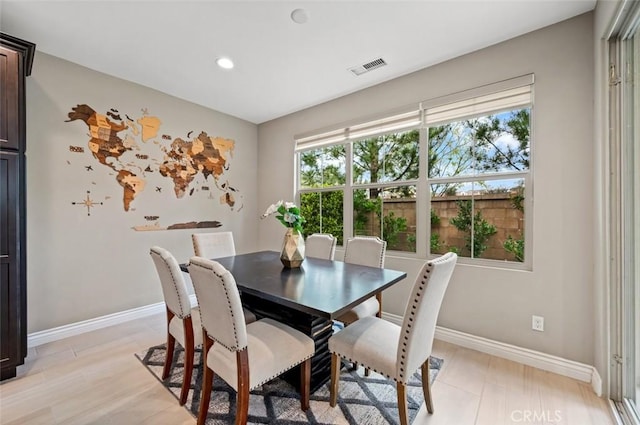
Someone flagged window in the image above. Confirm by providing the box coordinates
[427,109,530,261]
[298,145,346,245]
[296,75,533,267]
[352,129,419,251]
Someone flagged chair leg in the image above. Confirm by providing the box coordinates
[235,349,250,425]
[197,336,214,425]
[397,381,409,425]
[162,334,175,380]
[179,316,195,406]
[300,358,311,411]
[162,307,176,380]
[421,359,434,414]
[330,353,340,407]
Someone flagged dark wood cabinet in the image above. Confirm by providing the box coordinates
[0,33,34,381]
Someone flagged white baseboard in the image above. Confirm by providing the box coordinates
[591,367,603,397]
[27,295,199,348]
[27,301,602,397]
[27,302,165,347]
[382,312,602,396]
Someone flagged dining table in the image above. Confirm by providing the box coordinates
[181,250,407,392]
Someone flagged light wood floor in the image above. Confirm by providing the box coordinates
[0,312,614,425]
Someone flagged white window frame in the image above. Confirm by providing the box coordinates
[295,75,534,270]
[421,75,534,269]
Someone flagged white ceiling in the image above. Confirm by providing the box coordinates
[0,1,596,124]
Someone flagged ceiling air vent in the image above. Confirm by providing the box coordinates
[349,57,387,76]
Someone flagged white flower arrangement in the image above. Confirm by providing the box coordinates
[261,200,305,233]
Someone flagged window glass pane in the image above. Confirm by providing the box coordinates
[430,179,524,261]
[354,185,416,252]
[470,109,530,173]
[300,191,344,245]
[299,146,346,189]
[353,129,419,185]
[428,122,474,178]
[428,108,530,179]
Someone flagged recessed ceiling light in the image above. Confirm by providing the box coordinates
[216,57,234,70]
[290,8,309,24]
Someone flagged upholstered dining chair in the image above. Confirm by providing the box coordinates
[191,231,257,323]
[192,231,236,258]
[336,236,387,325]
[188,256,315,425]
[149,246,203,406]
[305,233,337,260]
[150,247,257,406]
[328,252,457,425]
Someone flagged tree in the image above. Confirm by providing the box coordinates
[299,191,344,244]
[350,131,418,249]
[428,124,471,196]
[300,146,346,188]
[467,109,530,172]
[450,200,497,257]
[502,184,525,262]
[503,236,524,262]
[352,130,419,198]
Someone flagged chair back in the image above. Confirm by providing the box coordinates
[192,231,236,258]
[188,256,248,351]
[150,246,192,319]
[396,252,457,382]
[344,236,386,268]
[305,233,337,260]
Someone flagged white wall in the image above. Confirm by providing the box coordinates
[258,13,595,364]
[25,53,258,333]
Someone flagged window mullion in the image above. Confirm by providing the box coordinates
[417,126,429,257]
[344,142,354,243]
[524,174,533,266]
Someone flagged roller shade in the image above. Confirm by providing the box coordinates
[348,110,421,140]
[295,129,347,152]
[425,85,532,125]
[295,74,533,152]
[423,74,534,126]
[295,110,420,152]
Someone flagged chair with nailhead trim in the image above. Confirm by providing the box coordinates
[188,256,316,425]
[335,236,387,325]
[305,233,337,260]
[192,231,236,259]
[335,236,386,376]
[150,246,256,406]
[328,252,457,425]
[150,246,203,406]
[191,232,257,323]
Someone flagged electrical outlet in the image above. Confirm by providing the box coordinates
[532,315,544,332]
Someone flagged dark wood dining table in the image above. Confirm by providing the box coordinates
[181,250,407,392]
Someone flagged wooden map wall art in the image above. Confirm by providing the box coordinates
[65,104,241,231]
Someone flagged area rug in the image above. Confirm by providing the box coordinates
[136,344,442,425]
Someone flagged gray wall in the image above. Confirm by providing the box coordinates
[25,53,259,332]
[257,13,595,364]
